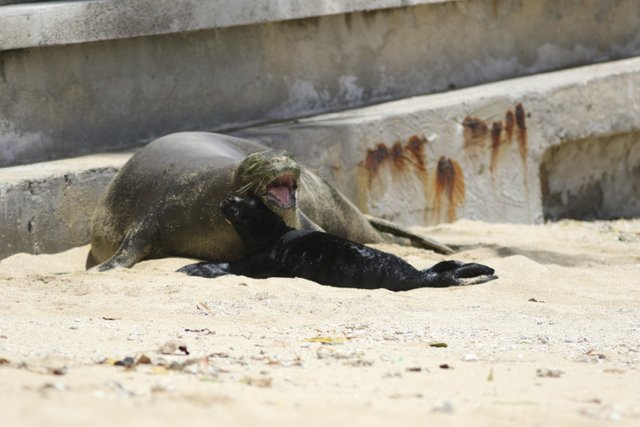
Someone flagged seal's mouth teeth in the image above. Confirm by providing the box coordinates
[266,174,297,208]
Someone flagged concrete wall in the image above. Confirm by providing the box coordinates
[3,57,639,260]
[2,0,640,166]
[0,153,129,257]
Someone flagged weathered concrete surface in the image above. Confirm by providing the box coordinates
[2,58,640,259]
[2,0,640,166]
[237,57,640,226]
[540,131,640,221]
[0,152,130,259]
[0,0,449,50]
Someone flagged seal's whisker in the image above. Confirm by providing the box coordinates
[237,181,257,195]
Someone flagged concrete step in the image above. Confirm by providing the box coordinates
[0,152,131,259]
[2,57,640,260]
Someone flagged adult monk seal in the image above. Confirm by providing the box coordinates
[179,196,496,290]
[88,132,451,271]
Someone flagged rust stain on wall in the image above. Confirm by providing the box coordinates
[490,121,503,174]
[357,104,528,223]
[504,109,515,142]
[359,135,467,223]
[406,134,427,173]
[435,157,465,223]
[361,134,429,180]
[462,116,488,146]
[358,134,431,214]
[515,103,528,167]
[363,143,388,176]
[391,141,405,171]
[462,103,529,176]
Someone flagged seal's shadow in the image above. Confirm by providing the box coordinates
[449,243,603,267]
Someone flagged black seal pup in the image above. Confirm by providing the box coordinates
[179,196,497,291]
[88,132,451,271]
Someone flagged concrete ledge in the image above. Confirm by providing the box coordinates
[1,58,639,259]
[0,152,130,258]
[0,0,449,50]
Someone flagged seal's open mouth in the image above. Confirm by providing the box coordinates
[265,174,297,208]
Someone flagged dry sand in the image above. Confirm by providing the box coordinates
[1,219,639,426]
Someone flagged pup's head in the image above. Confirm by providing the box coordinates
[221,196,289,251]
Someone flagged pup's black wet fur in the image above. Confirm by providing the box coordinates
[178,196,497,291]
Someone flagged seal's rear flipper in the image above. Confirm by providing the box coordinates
[448,262,498,286]
[420,260,497,288]
[455,274,498,286]
[364,214,454,255]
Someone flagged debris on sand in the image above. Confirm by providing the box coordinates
[159,340,190,355]
[536,368,563,378]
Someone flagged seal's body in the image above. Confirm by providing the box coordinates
[179,197,497,291]
[89,133,299,270]
[88,132,447,271]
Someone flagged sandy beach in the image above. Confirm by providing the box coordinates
[1,219,639,426]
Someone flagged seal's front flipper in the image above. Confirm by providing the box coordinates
[91,222,155,271]
[422,260,497,287]
[85,249,99,269]
[178,262,231,278]
[179,252,279,280]
[364,214,454,255]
